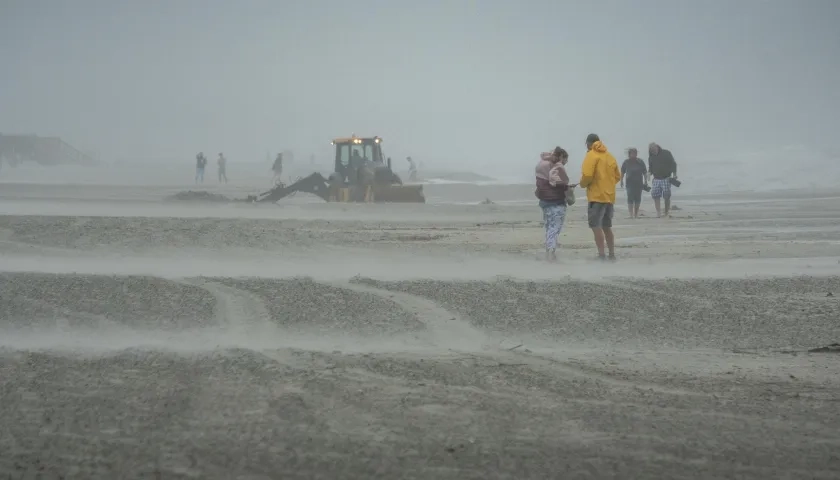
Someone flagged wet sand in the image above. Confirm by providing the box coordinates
[1,184,839,479]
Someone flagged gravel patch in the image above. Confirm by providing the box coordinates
[214,277,425,335]
[354,277,840,350]
[0,273,216,330]
[0,215,489,256]
[0,215,328,251]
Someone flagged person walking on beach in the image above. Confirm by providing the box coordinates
[580,133,621,261]
[272,153,284,185]
[407,156,418,182]
[217,152,228,183]
[535,147,574,263]
[647,142,678,217]
[195,152,207,184]
[620,147,648,218]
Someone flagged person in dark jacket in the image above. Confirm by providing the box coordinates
[647,142,678,217]
[535,147,575,263]
[621,147,648,218]
[195,152,207,184]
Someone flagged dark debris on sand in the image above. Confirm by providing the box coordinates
[809,343,840,353]
[165,191,231,203]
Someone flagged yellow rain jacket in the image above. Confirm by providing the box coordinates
[579,141,621,204]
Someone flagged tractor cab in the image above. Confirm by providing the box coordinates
[331,135,390,185]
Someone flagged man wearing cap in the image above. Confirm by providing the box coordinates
[580,133,622,261]
[647,142,678,217]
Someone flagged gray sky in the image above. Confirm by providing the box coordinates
[2,0,838,173]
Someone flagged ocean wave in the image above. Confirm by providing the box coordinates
[677,145,839,193]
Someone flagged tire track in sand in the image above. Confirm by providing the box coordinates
[174,278,299,364]
[181,276,711,397]
[178,278,275,334]
[334,279,491,353]
[336,279,709,397]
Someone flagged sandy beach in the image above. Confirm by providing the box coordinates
[1,182,839,479]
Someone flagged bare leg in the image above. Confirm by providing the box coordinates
[604,227,615,258]
[653,198,662,217]
[664,197,671,216]
[633,203,641,218]
[627,204,634,218]
[591,227,606,257]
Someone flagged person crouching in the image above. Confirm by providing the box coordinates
[535,147,575,263]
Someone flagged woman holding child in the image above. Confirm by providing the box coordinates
[535,147,576,263]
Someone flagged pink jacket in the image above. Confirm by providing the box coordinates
[549,163,569,187]
[536,152,569,186]
[535,152,554,180]
[535,153,569,203]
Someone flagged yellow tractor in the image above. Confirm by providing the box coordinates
[247,135,425,203]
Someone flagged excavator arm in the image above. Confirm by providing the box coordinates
[245,173,331,203]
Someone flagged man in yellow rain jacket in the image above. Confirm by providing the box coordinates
[579,133,622,261]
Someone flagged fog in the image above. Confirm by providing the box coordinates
[5,3,840,477]
[2,0,839,190]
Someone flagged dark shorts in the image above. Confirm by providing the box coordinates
[587,202,614,229]
[626,185,642,205]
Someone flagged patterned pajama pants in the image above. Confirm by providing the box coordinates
[541,202,567,251]
[650,178,672,199]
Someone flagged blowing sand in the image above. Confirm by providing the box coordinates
[1,184,839,479]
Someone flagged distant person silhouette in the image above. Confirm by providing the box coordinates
[407,156,417,181]
[272,153,284,185]
[217,153,228,183]
[195,152,207,184]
